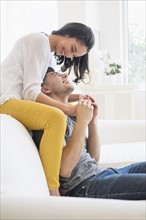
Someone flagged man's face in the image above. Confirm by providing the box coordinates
[42,71,75,96]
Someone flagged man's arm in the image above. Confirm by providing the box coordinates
[60,97,93,178]
[86,102,100,162]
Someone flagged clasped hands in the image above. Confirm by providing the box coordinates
[67,94,98,122]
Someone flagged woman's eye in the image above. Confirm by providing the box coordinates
[71,47,74,52]
[71,46,76,53]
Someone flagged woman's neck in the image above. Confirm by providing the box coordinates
[48,35,58,52]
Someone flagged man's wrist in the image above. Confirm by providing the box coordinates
[76,119,88,128]
[89,118,97,127]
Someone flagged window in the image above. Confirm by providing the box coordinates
[123,0,145,86]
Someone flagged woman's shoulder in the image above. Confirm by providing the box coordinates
[22,32,48,43]
[21,32,50,52]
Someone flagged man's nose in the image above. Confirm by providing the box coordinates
[60,73,67,78]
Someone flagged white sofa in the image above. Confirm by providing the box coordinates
[1,114,146,220]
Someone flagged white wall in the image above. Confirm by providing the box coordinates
[1,1,58,61]
[134,90,145,120]
[57,1,86,27]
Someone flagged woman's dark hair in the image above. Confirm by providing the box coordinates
[52,22,95,83]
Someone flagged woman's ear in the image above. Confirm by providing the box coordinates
[41,86,51,95]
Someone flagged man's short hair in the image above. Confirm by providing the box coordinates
[46,67,55,74]
[42,67,55,86]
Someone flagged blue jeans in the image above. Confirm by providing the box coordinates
[66,162,146,200]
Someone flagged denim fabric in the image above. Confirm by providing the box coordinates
[66,162,146,200]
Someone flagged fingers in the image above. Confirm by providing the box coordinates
[82,99,93,109]
[79,95,98,109]
[92,102,98,109]
[78,95,84,104]
[85,95,95,103]
[86,99,92,108]
[84,95,98,109]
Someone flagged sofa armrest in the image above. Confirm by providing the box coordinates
[1,114,49,196]
[97,120,145,145]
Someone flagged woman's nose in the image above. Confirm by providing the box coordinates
[66,52,75,59]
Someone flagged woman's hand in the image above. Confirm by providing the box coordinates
[64,104,77,116]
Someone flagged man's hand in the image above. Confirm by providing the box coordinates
[84,95,98,122]
[90,102,98,121]
[79,95,98,122]
[76,96,93,126]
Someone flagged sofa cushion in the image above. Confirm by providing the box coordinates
[99,142,145,168]
[1,114,49,196]
[98,120,145,144]
[1,195,145,220]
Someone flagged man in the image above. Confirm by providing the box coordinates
[33,67,146,200]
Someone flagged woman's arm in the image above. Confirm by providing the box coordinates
[68,94,81,102]
[68,94,91,103]
[36,92,77,116]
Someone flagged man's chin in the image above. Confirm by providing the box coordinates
[67,86,75,94]
[65,83,74,90]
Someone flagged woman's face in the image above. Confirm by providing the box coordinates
[55,36,87,59]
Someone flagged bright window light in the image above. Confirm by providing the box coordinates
[127,0,145,85]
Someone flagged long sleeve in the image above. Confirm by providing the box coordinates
[22,33,53,101]
[0,32,54,104]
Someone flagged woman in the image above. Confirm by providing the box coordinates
[0,22,95,196]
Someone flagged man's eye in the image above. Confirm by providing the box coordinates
[52,73,57,77]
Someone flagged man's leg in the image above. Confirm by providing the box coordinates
[117,162,146,174]
[67,164,146,200]
[86,165,146,200]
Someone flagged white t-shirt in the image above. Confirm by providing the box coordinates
[0,32,55,104]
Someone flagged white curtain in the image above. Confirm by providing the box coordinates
[1,1,58,62]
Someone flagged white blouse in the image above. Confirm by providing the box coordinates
[0,32,55,104]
